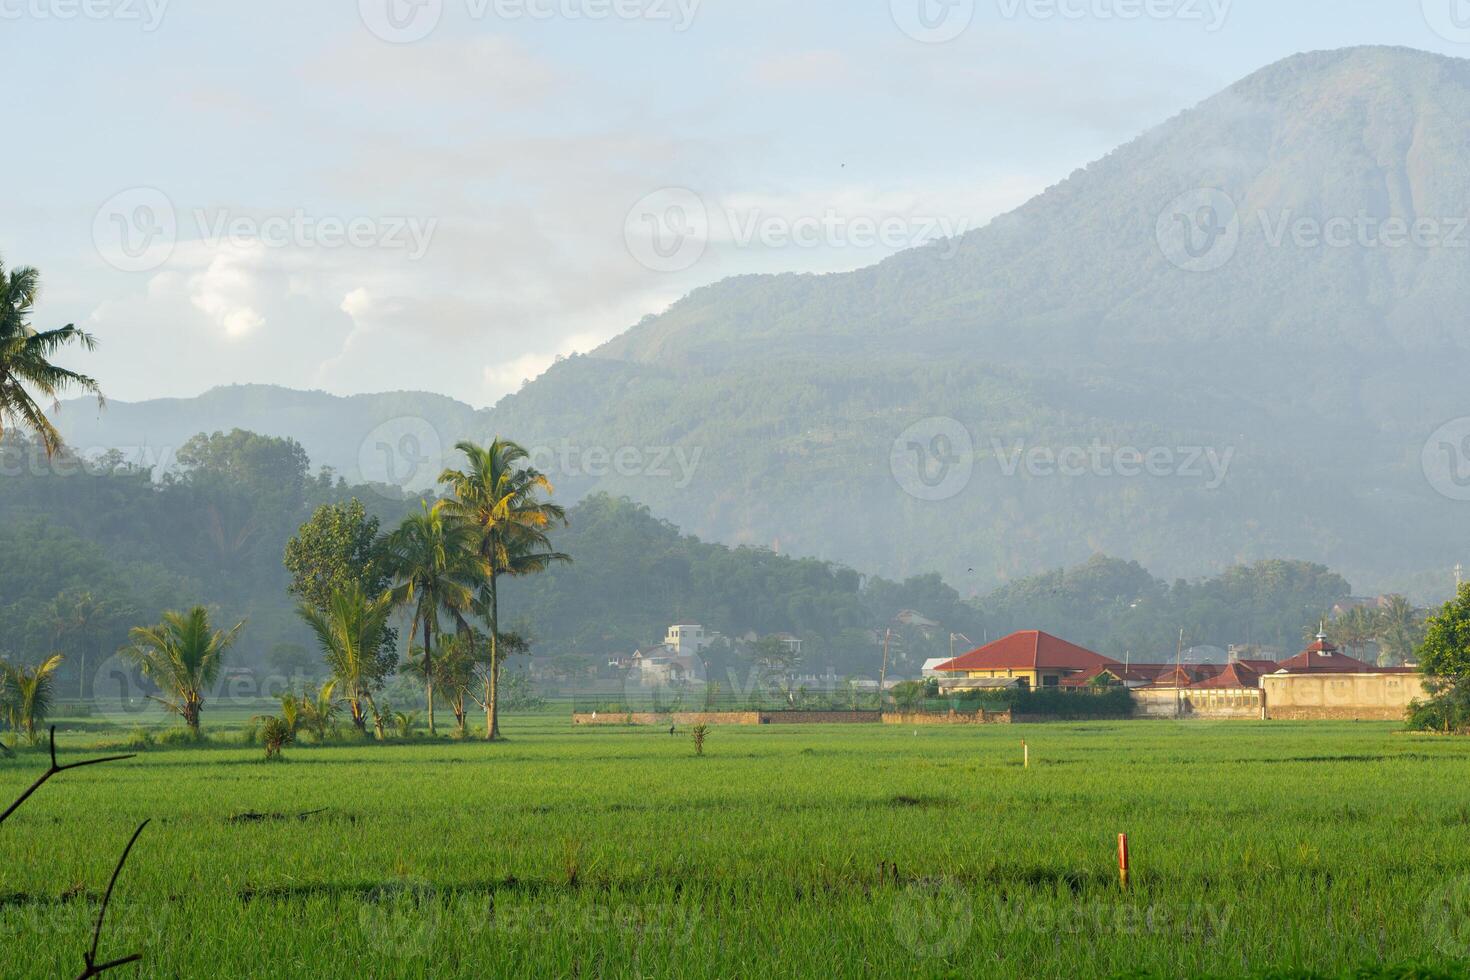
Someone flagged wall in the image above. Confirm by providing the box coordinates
[1133,687,1264,720]
[573,712,762,726]
[1261,672,1428,721]
[571,711,881,726]
[762,711,882,724]
[881,709,1013,725]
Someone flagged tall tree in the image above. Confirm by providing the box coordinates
[1374,595,1424,667]
[122,607,243,736]
[0,259,104,458]
[380,502,484,735]
[296,583,396,736]
[439,439,568,740]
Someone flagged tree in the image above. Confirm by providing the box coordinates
[122,608,243,736]
[380,502,484,735]
[296,681,340,743]
[1410,584,1470,732]
[0,259,104,458]
[296,584,395,736]
[1,653,64,745]
[439,439,568,740]
[1329,606,1380,660]
[285,499,389,611]
[1374,595,1423,667]
[405,633,481,737]
[44,590,120,699]
[752,636,800,705]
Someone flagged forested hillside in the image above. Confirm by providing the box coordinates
[4,428,1375,689]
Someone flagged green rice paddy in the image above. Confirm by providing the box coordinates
[3,714,1470,978]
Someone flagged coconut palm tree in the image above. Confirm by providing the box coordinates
[0,259,104,457]
[439,439,568,740]
[123,608,242,736]
[1375,594,1424,667]
[1333,606,1380,661]
[380,502,485,735]
[297,584,395,736]
[296,680,340,743]
[1,653,64,745]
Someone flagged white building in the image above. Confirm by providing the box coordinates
[665,624,718,656]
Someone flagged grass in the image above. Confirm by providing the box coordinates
[3,714,1470,978]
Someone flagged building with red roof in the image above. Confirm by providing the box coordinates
[932,630,1118,690]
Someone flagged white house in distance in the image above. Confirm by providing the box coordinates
[665,624,719,656]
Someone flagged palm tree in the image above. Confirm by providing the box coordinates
[296,681,340,743]
[1,653,64,745]
[123,608,242,736]
[1333,606,1380,661]
[46,590,115,698]
[297,584,395,736]
[380,502,485,735]
[439,439,568,740]
[0,259,104,457]
[1375,595,1424,667]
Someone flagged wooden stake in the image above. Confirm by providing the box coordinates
[1118,833,1130,889]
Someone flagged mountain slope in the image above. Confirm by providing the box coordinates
[482,47,1470,590]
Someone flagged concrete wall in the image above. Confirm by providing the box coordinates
[881,709,1013,725]
[1261,672,1428,721]
[572,711,881,726]
[573,712,762,726]
[1133,688,1264,720]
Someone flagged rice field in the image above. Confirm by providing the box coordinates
[3,714,1470,978]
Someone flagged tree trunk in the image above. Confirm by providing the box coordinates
[184,698,201,736]
[423,617,435,736]
[486,574,501,741]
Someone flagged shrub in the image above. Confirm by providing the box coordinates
[260,716,294,760]
[157,727,205,747]
[123,727,155,750]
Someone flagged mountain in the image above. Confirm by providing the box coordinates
[57,47,1470,596]
[55,384,480,489]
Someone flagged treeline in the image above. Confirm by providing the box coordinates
[0,429,420,693]
[2,428,1377,689]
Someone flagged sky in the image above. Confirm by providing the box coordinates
[6,0,1470,407]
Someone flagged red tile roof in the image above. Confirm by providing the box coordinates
[1188,662,1264,689]
[934,631,1117,674]
[1275,642,1373,674]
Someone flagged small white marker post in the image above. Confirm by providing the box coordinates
[1022,740,1029,769]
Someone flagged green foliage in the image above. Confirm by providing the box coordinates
[123,607,243,734]
[380,501,486,733]
[285,498,390,613]
[1409,585,1470,733]
[297,584,396,734]
[258,714,294,759]
[0,652,64,744]
[438,437,569,740]
[0,257,103,456]
[690,723,709,756]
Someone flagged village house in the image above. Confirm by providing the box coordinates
[934,629,1431,722]
[930,630,1118,691]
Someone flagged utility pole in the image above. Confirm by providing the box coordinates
[1175,628,1185,719]
[879,628,894,715]
[1456,563,1464,592]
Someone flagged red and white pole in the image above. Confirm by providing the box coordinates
[1118,833,1130,889]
